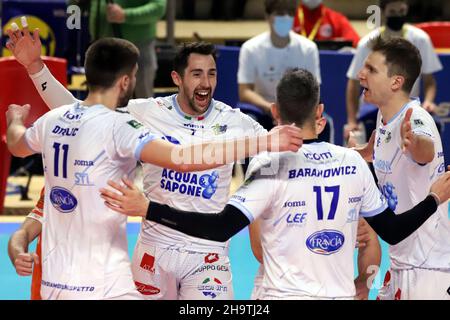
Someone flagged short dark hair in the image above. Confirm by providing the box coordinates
[173,42,217,76]
[379,0,407,10]
[370,36,421,94]
[84,38,139,91]
[276,68,320,127]
[264,0,297,16]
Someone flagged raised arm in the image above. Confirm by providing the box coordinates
[6,17,78,108]
[6,104,35,157]
[139,124,303,172]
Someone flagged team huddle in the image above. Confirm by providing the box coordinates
[5,13,450,300]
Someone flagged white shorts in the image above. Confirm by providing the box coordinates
[377,268,450,300]
[131,240,234,300]
[41,270,141,300]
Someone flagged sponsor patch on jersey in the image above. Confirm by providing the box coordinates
[413,119,424,126]
[134,281,160,295]
[74,172,94,186]
[346,208,358,223]
[198,277,227,299]
[162,135,181,145]
[283,200,306,208]
[306,229,345,255]
[140,253,156,273]
[381,182,397,211]
[211,123,228,135]
[204,253,219,264]
[193,264,230,275]
[127,120,144,129]
[49,187,78,213]
[230,195,245,203]
[160,169,219,199]
[286,213,307,227]
[385,132,392,143]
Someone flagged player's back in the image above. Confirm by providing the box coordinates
[25,103,154,299]
[252,142,385,299]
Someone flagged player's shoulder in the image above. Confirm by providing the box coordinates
[127,96,171,111]
[321,142,365,164]
[247,152,280,177]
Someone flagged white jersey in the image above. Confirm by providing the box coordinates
[373,100,449,270]
[228,142,387,299]
[347,25,443,97]
[238,31,321,102]
[28,66,266,255]
[127,95,266,254]
[25,103,157,299]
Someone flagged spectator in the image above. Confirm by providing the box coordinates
[237,0,321,133]
[293,0,360,47]
[89,0,166,98]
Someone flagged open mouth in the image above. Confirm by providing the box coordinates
[360,84,369,96]
[194,90,210,106]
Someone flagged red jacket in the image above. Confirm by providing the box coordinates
[293,4,360,47]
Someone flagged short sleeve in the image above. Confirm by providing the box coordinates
[237,43,256,84]
[227,155,278,222]
[358,155,388,217]
[409,107,435,140]
[239,112,268,137]
[112,116,160,161]
[24,116,45,153]
[27,187,45,224]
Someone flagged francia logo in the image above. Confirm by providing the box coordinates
[306,230,345,255]
[50,187,78,213]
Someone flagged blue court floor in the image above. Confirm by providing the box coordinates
[0,218,404,300]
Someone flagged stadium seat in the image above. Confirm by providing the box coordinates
[415,22,450,48]
[0,57,67,214]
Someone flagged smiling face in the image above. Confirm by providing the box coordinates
[358,51,395,106]
[172,53,217,115]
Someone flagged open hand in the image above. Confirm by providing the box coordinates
[6,16,43,74]
[268,124,303,153]
[100,177,149,217]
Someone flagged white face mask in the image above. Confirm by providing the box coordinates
[272,15,294,38]
[302,0,323,10]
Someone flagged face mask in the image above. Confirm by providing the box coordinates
[302,0,323,10]
[386,15,406,31]
[273,15,294,38]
